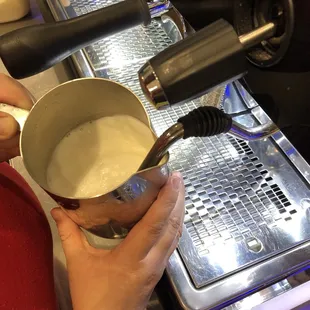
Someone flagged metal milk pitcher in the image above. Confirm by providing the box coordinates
[0,78,169,239]
[0,78,279,240]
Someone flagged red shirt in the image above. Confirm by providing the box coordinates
[0,163,57,310]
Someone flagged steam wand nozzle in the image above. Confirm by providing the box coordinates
[139,107,232,170]
[139,105,279,171]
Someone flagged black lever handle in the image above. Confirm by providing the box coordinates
[139,19,247,109]
[139,19,276,110]
[0,0,150,79]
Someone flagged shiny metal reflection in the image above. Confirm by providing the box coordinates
[139,123,184,170]
[138,62,169,110]
[148,0,171,18]
[239,22,276,49]
[229,119,279,141]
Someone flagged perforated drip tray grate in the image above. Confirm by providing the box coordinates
[48,0,310,295]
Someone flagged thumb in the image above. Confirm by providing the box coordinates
[51,207,88,259]
[0,112,19,140]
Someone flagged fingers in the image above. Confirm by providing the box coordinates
[119,172,183,260]
[148,184,185,264]
[166,226,182,260]
[51,207,89,259]
[0,112,19,140]
[0,73,33,109]
[0,147,20,162]
[0,133,20,149]
[0,114,20,162]
[149,227,181,277]
[0,74,33,162]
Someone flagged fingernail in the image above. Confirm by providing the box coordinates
[50,208,62,222]
[171,173,182,191]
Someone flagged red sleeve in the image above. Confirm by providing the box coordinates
[0,163,57,310]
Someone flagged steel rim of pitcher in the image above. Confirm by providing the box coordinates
[17,77,169,200]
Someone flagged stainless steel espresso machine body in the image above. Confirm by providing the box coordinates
[1,0,310,309]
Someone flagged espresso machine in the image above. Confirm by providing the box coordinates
[1,0,310,309]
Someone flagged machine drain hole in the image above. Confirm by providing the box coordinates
[246,237,263,253]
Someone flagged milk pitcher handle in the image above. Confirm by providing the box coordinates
[0,103,30,130]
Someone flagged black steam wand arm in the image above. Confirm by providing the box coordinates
[0,0,151,79]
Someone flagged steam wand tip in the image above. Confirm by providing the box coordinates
[139,106,232,170]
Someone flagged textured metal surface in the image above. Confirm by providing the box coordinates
[46,0,310,308]
[224,279,292,310]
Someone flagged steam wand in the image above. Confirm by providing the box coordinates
[139,106,278,170]
[0,0,171,79]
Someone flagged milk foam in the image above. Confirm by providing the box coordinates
[47,115,155,197]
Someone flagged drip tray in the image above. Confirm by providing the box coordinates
[46,0,310,308]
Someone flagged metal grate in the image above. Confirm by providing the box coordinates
[86,24,172,70]
[57,0,310,289]
[173,134,295,255]
[69,0,172,71]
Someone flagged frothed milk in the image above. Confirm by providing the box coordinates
[47,115,155,197]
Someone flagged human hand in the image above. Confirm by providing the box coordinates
[0,74,33,162]
[51,172,185,310]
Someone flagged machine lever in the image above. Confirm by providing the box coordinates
[0,0,151,79]
[138,20,276,110]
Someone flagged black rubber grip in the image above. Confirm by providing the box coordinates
[178,106,232,139]
[0,0,150,79]
[148,19,247,106]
